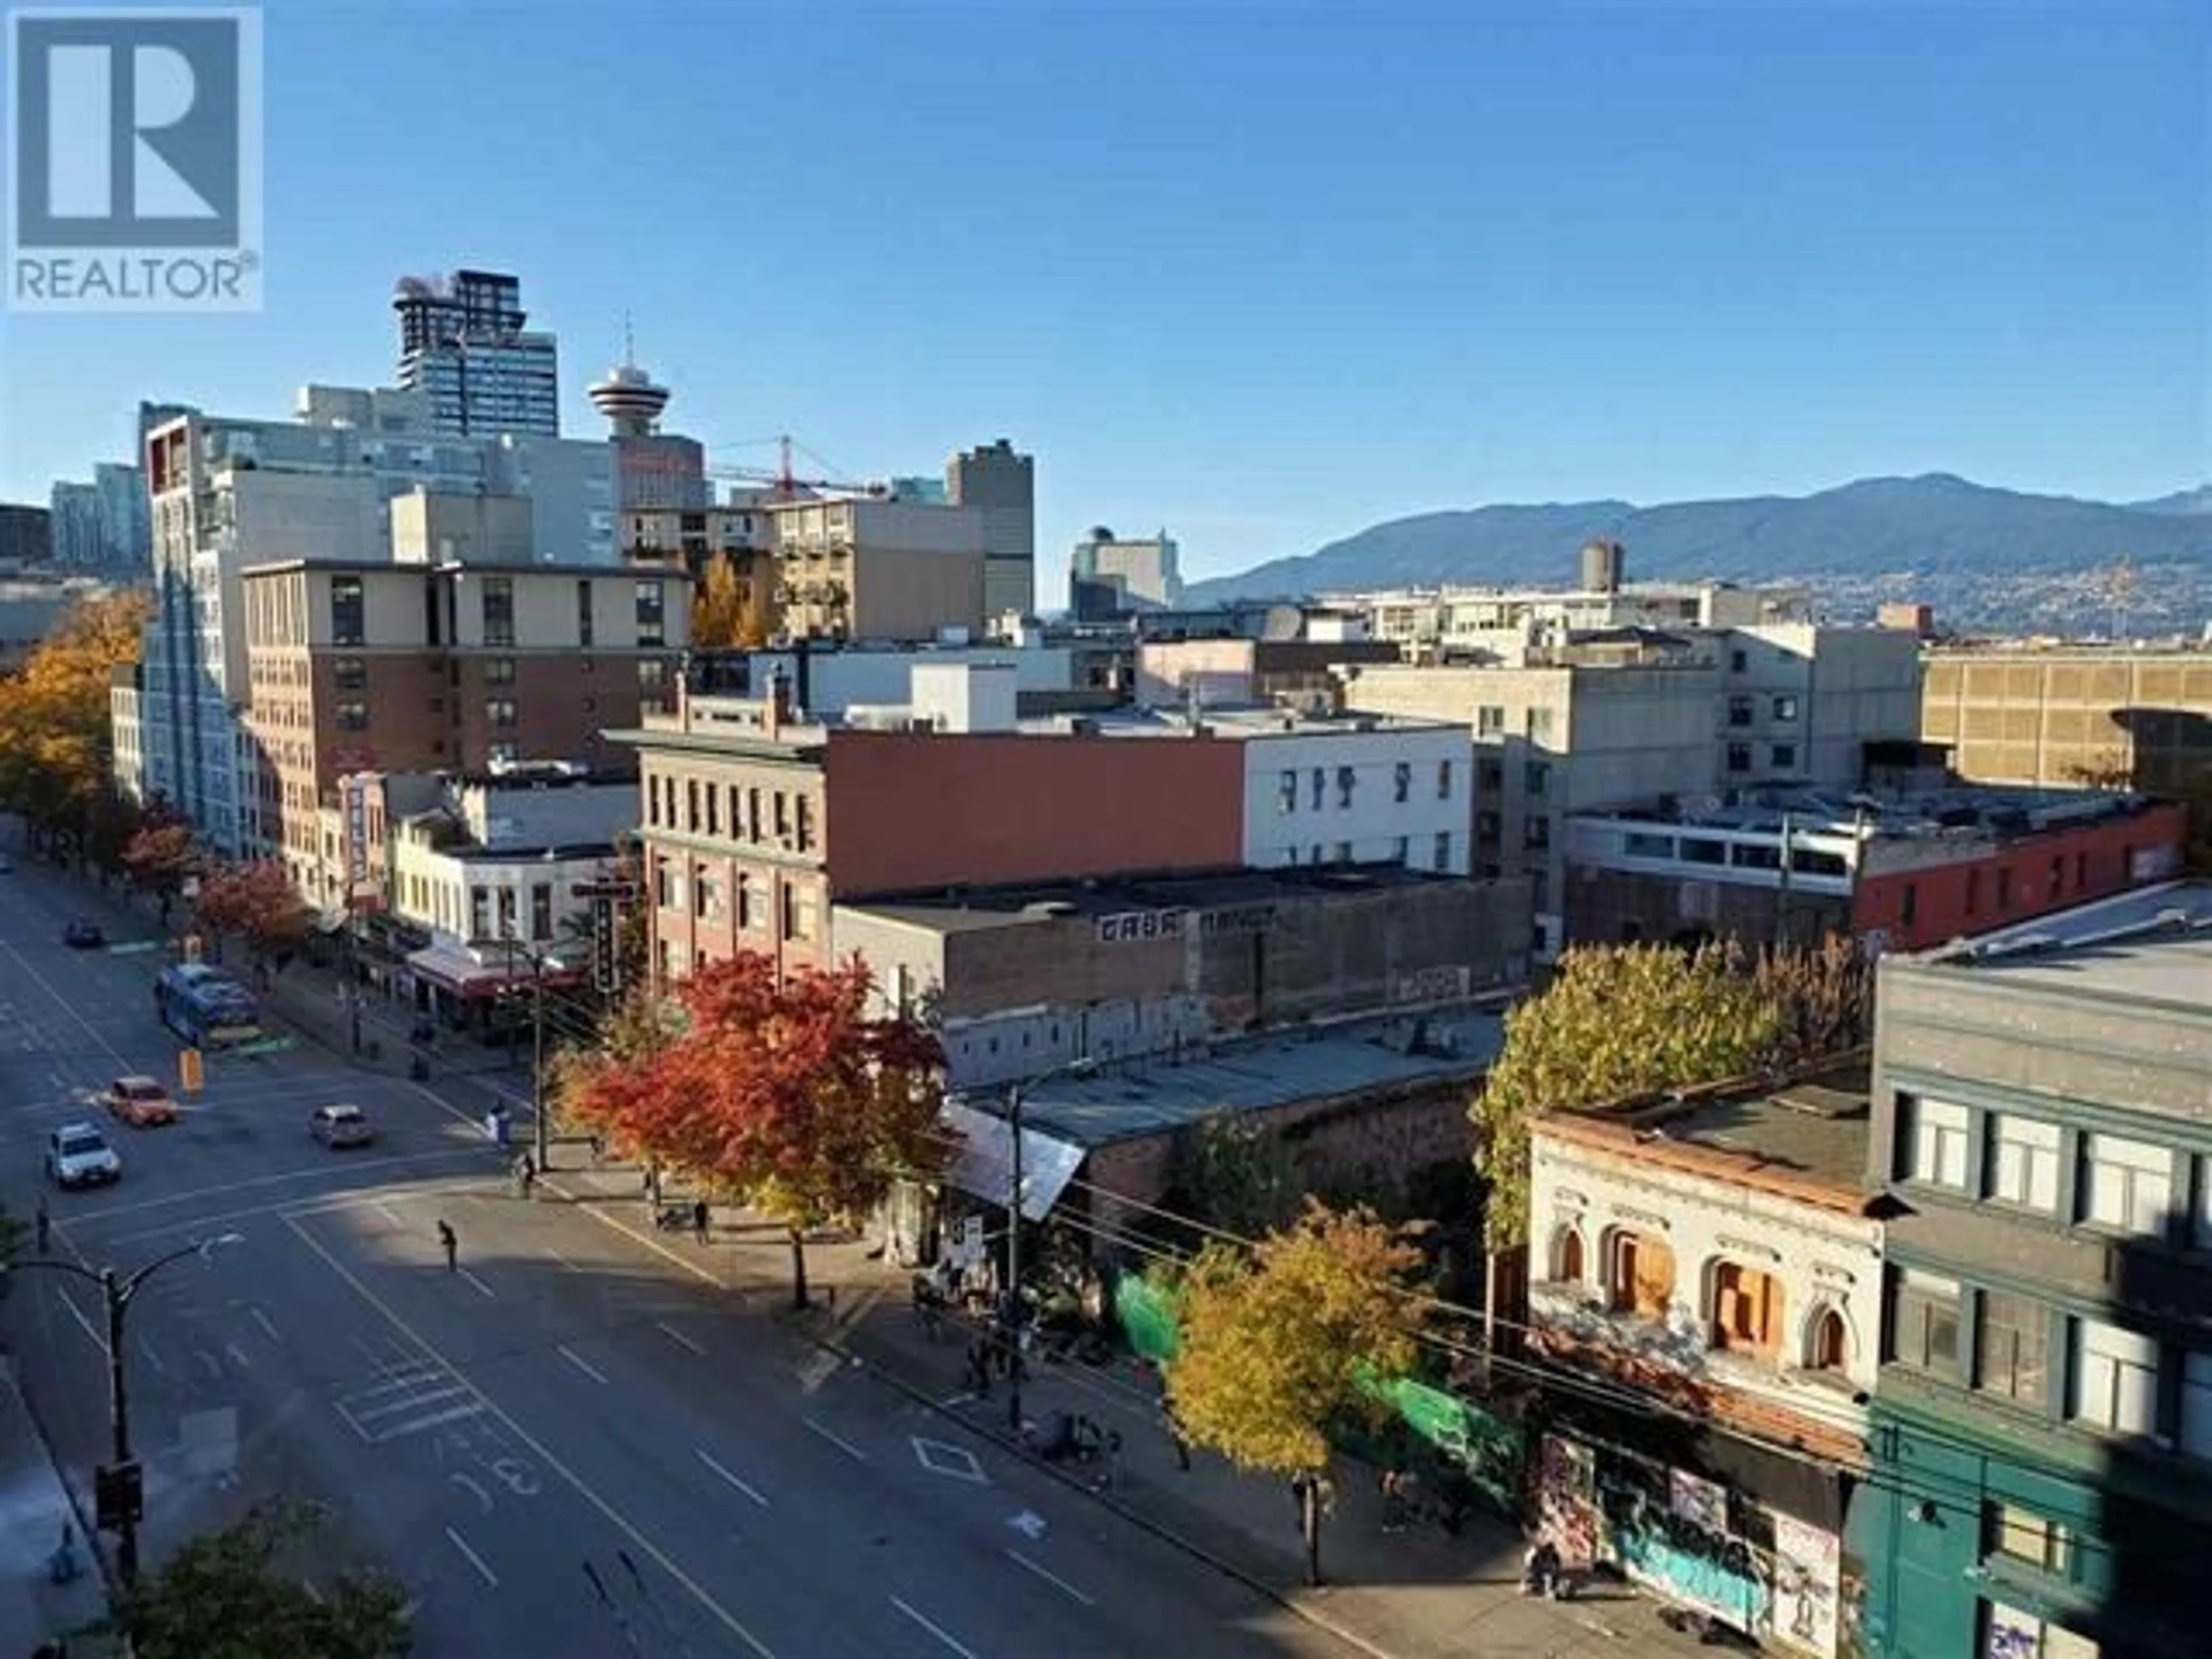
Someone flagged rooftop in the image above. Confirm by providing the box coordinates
[1911,878,2212,1011]
[843,862,1471,935]
[1578,782,2163,843]
[1018,706,1462,740]
[1536,1060,1876,1209]
[956,1010,1507,1149]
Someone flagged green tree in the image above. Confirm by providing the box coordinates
[1472,942,1783,1251]
[1164,1201,1427,1587]
[1171,1112,1302,1238]
[118,1499,411,1659]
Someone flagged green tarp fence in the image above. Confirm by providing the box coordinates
[1111,1273,1524,1517]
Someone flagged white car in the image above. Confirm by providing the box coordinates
[47,1122,122,1190]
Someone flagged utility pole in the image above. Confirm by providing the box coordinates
[16,1235,243,1582]
[532,950,549,1173]
[1006,1077,1027,1434]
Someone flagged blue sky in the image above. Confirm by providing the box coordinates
[2,0,2205,580]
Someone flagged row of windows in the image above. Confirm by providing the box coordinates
[1548,1223,1851,1373]
[1899,1094,2212,1243]
[1726,694,1801,726]
[656,858,817,942]
[1888,1268,2212,1458]
[1279,834,1453,871]
[1725,740,1797,774]
[1274,759,1457,814]
[1474,704,1555,740]
[646,772,818,853]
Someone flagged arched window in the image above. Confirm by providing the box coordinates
[1711,1259,1785,1354]
[1809,1306,1849,1371]
[1605,1229,1675,1320]
[1552,1226,1586,1286]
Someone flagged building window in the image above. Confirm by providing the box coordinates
[1525,815,1551,850]
[486,656,515,685]
[1986,1115,2061,1211]
[655,858,687,914]
[1335,766,1355,809]
[1436,759,1453,800]
[576,578,594,648]
[335,700,368,732]
[1983,1603,2099,1659]
[736,874,760,929]
[1900,1094,1970,1188]
[1393,761,1411,802]
[1730,649,1748,673]
[1478,759,1503,793]
[1728,695,1753,728]
[486,698,517,728]
[639,657,668,694]
[1551,1226,1585,1285]
[1809,1307,1849,1371]
[1726,742,1752,774]
[781,882,816,941]
[2078,1132,2171,1234]
[469,885,490,941]
[1278,770,1297,815]
[331,575,364,646]
[1526,706,1554,741]
[1433,832,1451,872]
[334,657,366,692]
[481,576,515,647]
[1310,768,1324,810]
[1770,743,1797,770]
[1901,881,1918,926]
[1889,1269,1961,1377]
[1987,1504,2075,1576]
[1525,761,1549,798]
[1330,840,1352,865]
[1605,1229,1674,1320]
[1392,835,1409,864]
[696,874,724,921]
[1476,705,1505,737]
[1710,1260,1782,1354]
[1976,1291,2049,1406]
[685,779,700,832]
[2069,1317,2158,1435]
[635,579,666,647]
[530,882,552,942]
[1772,694,1799,721]
[2183,1351,2212,1462]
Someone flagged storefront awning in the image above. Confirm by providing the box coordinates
[404,944,515,999]
[940,1099,1087,1221]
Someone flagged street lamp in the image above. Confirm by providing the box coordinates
[500,915,563,1174]
[11,1233,244,1582]
[1005,1056,1093,1434]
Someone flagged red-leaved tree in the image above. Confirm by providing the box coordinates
[570,952,944,1308]
[192,861,315,965]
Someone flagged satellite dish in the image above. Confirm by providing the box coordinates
[1261,604,1303,641]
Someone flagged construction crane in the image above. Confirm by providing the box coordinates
[706,434,888,503]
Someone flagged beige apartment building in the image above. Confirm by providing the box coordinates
[240,555,686,902]
[1922,645,2212,796]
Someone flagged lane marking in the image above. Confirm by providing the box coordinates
[224,1341,253,1370]
[890,1596,980,1659]
[137,1336,168,1376]
[459,1268,497,1300]
[802,1416,868,1464]
[373,1202,407,1229]
[56,1289,105,1354]
[248,1306,281,1343]
[656,1321,704,1357]
[282,1213,777,1657]
[559,1345,608,1385]
[195,1350,221,1380]
[548,1249,584,1274]
[449,1473,493,1515]
[445,1525,498,1588]
[1005,1549,1094,1607]
[695,1448,770,1508]
[72,1149,486,1228]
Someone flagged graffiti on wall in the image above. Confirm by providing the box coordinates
[1769,1512,1842,1658]
[1537,1434,1600,1567]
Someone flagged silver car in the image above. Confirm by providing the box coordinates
[309,1103,374,1149]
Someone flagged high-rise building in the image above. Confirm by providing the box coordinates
[589,351,707,512]
[946,440,1036,620]
[49,462,150,572]
[0,505,51,567]
[393,269,561,439]
[1071,525,1183,613]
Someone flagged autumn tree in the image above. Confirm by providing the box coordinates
[124,801,202,921]
[118,1499,410,1659]
[690,553,749,650]
[193,860,315,964]
[569,952,944,1308]
[1165,1201,1428,1587]
[0,589,152,851]
[1170,1112,1302,1238]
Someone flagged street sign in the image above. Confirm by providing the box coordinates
[95,1460,143,1531]
[591,896,619,993]
[179,1048,203,1094]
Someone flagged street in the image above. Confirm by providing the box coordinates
[0,857,1358,1659]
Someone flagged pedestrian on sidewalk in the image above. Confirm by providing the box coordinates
[437,1219,457,1272]
[1380,1468,1410,1533]
[691,1198,710,1242]
[35,1199,50,1255]
[1162,1402,1192,1472]
[964,1338,992,1399]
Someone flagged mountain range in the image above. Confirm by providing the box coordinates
[1180,475,2212,605]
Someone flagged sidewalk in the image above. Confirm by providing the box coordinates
[0,1361,116,1656]
[532,1159,1720,1659]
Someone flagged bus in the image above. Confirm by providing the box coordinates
[156,962,263,1048]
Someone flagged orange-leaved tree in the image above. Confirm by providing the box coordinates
[192,861,314,965]
[570,952,944,1308]
[0,589,152,850]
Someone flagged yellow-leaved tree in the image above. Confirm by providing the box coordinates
[690,554,748,650]
[1165,1200,1427,1587]
[0,589,152,850]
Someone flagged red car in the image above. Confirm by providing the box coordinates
[107,1075,179,1128]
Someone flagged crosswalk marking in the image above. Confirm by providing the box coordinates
[334,1360,483,1445]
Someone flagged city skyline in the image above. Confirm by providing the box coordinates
[1,2,2203,582]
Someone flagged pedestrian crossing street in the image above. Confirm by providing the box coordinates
[335,1338,486,1446]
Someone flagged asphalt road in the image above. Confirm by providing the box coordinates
[0,855,1354,1659]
